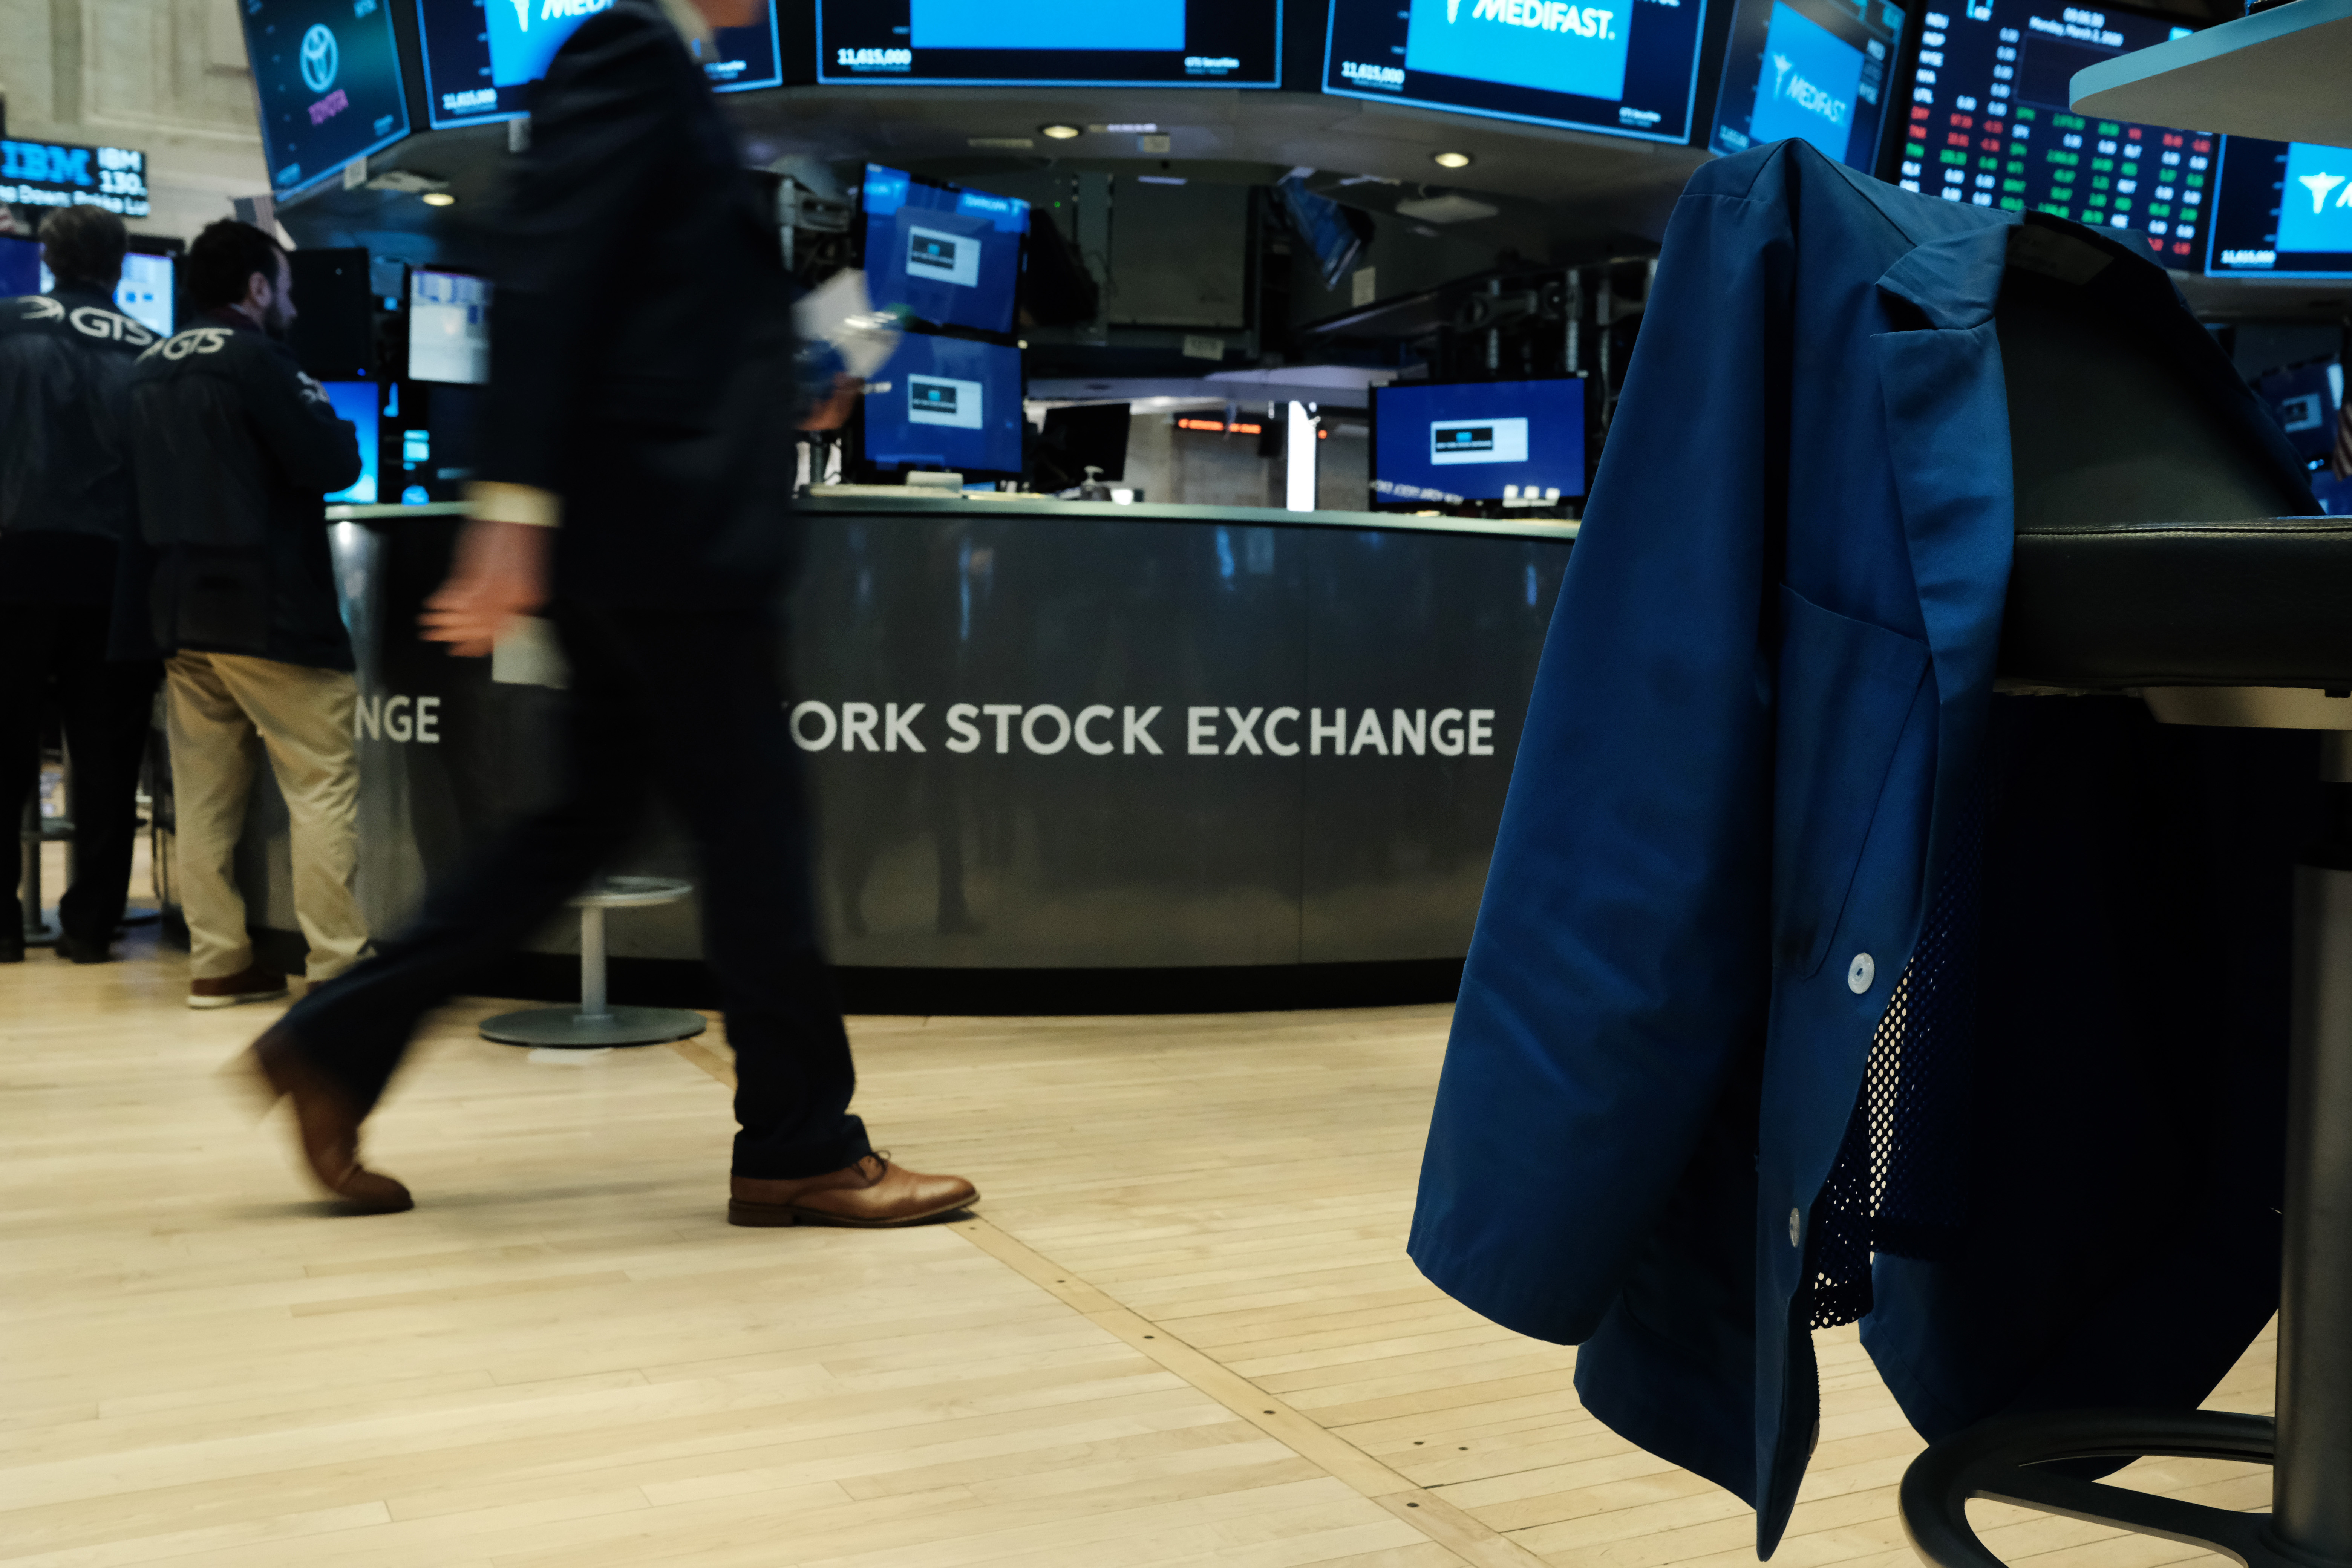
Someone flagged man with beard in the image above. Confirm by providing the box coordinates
[131,219,369,1009]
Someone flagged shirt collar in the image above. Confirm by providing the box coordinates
[655,0,715,59]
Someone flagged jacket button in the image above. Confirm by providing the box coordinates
[1847,953,1875,994]
[1788,1208,1802,1247]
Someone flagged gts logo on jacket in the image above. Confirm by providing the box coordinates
[12,294,156,348]
[140,326,237,362]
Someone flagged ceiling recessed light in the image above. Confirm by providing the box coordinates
[1432,151,1473,169]
[420,191,456,206]
[1041,124,1082,139]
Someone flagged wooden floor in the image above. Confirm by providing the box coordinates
[0,911,2275,1565]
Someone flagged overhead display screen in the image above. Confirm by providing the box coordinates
[1323,0,1708,143]
[818,0,1280,86]
[2205,136,2352,279]
[1888,2,2207,265]
[415,0,784,129]
[1710,0,1906,169]
[861,333,1026,478]
[239,0,413,199]
[861,167,1028,337]
[1372,379,1588,504]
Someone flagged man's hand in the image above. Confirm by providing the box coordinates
[420,518,551,657]
[800,373,863,432]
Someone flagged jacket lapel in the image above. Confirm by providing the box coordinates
[1873,226,2017,873]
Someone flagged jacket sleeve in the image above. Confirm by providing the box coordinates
[239,345,362,497]
[1404,165,1794,1344]
[475,11,692,495]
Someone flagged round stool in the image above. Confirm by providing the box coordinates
[480,876,708,1049]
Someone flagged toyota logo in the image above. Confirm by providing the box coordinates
[299,24,339,93]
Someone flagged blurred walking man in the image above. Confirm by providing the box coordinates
[240,0,977,1227]
[0,208,164,963]
[133,220,368,1007]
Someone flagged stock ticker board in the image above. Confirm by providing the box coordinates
[1891,2,2208,265]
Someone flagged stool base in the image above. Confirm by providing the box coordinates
[480,1006,707,1049]
[1899,1409,2337,1568]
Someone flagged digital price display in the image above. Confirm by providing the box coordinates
[818,0,1280,87]
[1710,0,1907,169]
[416,0,784,129]
[240,0,413,199]
[1888,1,2207,265]
[1323,0,1709,143]
[2205,136,2352,279]
[0,139,151,220]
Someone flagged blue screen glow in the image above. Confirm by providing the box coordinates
[862,166,1029,336]
[320,380,380,504]
[1373,379,1588,503]
[909,0,1183,50]
[862,332,1026,477]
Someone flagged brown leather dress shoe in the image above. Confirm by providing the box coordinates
[728,1153,976,1228]
[189,964,289,1010]
[235,1028,414,1214]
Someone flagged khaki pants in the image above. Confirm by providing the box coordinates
[165,653,368,982]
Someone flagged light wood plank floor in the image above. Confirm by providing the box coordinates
[0,914,2272,1566]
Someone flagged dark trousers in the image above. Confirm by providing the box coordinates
[0,604,162,945]
[282,603,871,1179]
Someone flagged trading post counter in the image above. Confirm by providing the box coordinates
[174,495,1576,1006]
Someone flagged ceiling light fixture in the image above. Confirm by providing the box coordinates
[1041,124,1082,139]
[1432,151,1473,169]
[420,191,457,206]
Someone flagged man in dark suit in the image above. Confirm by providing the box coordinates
[242,0,975,1227]
[0,207,164,965]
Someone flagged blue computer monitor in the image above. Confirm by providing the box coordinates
[861,167,1029,337]
[0,235,40,297]
[1323,0,1710,143]
[1710,0,1906,170]
[413,0,783,128]
[2205,135,2352,279]
[861,332,1026,479]
[1371,379,1588,505]
[319,380,380,504]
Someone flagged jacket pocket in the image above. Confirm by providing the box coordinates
[1772,584,1931,977]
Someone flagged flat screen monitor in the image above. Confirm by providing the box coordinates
[0,235,43,298]
[1371,379,1588,505]
[1710,0,1908,169]
[2251,359,2341,463]
[862,166,1028,336]
[861,332,1026,479]
[5,242,176,334]
[415,0,784,128]
[818,0,1280,86]
[114,252,174,337]
[320,380,381,505]
[408,268,490,385]
[2204,135,2352,279]
[1885,1,2208,266]
[1322,0,1709,144]
[238,0,413,199]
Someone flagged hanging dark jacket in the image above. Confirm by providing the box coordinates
[1408,139,2317,1554]
[129,309,361,669]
